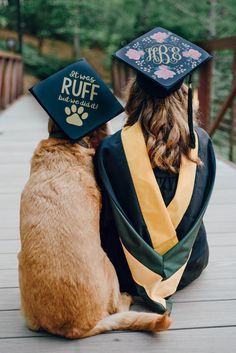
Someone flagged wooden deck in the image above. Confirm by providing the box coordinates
[0,95,236,352]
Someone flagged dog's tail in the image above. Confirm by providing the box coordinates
[81,311,171,338]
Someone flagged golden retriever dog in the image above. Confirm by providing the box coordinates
[18,120,171,339]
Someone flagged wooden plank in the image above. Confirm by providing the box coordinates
[0,178,228,200]
[0,141,38,150]
[0,153,33,164]
[3,209,236,237]
[0,257,236,291]
[202,260,236,280]
[215,164,236,176]
[9,198,236,221]
[0,185,24,194]
[0,132,45,143]
[0,194,21,208]
[214,176,236,189]
[0,228,20,240]
[210,189,236,204]
[0,300,236,339]
[0,235,235,256]
[0,223,234,240]
[0,217,235,233]
[207,233,236,247]
[1,245,235,270]
[209,246,236,261]
[1,207,236,230]
[0,254,18,269]
[0,310,48,338]
[206,204,236,217]
[204,221,236,233]
[0,222,233,240]
[0,240,20,254]
[1,276,236,311]
[0,269,18,288]
[0,259,235,290]
[0,215,20,229]
[2,204,236,223]
[155,300,236,329]
[0,328,236,353]
[0,288,19,310]
[173,278,236,302]
[1,233,235,254]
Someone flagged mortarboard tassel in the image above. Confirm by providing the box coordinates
[187,74,196,149]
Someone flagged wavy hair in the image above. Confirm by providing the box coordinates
[124,77,202,173]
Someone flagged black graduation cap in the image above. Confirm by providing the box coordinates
[113,27,212,148]
[29,59,124,141]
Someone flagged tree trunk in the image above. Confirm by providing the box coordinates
[208,0,217,38]
[38,37,43,55]
[73,33,80,59]
[73,1,80,59]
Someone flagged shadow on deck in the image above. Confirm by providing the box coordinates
[0,95,236,352]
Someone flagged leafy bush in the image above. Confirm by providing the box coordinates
[23,44,71,79]
[0,39,7,50]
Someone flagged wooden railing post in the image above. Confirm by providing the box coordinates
[112,58,134,99]
[0,57,5,109]
[198,57,213,131]
[17,60,24,96]
[229,50,236,161]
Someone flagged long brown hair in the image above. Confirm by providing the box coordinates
[125,78,202,173]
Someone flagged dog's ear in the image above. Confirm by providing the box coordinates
[89,123,113,149]
[48,119,54,133]
[48,119,61,134]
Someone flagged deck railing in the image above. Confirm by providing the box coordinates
[198,36,236,134]
[0,50,23,110]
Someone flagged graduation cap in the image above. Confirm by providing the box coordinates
[29,59,124,141]
[113,27,212,148]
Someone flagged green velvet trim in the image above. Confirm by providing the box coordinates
[137,285,173,314]
[111,200,164,276]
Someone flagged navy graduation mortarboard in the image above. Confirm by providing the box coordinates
[113,27,212,98]
[113,27,212,148]
[29,59,124,141]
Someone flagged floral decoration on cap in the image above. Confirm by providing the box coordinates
[113,27,212,95]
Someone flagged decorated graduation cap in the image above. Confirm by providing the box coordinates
[29,59,124,141]
[113,27,212,148]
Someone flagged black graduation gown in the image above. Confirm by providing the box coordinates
[94,126,216,297]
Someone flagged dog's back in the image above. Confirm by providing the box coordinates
[19,138,121,337]
[19,137,171,338]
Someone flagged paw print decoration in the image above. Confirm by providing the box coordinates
[65,104,89,127]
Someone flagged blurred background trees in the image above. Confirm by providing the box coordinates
[0,0,236,160]
[0,0,235,79]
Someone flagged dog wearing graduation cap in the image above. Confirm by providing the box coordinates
[18,59,171,339]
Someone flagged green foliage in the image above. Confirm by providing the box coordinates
[1,0,236,53]
[23,44,70,79]
[0,39,7,50]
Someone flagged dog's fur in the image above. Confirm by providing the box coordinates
[18,120,171,338]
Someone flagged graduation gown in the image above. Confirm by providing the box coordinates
[94,123,216,314]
